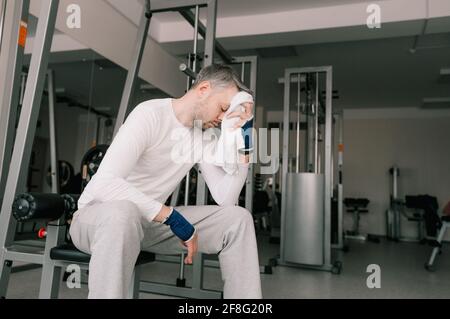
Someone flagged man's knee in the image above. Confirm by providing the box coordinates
[103,200,143,234]
[222,205,254,226]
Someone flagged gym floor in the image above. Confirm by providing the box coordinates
[6,236,449,299]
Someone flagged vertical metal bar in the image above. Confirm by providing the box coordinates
[170,183,181,207]
[113,1,151,136]
[192,253,204,290]
[295,74,300,173]
[0,0,7,49]
[0,0,59,298]
[280,69,291,262]
[240,62,246,204]
[248,58,258,214]
[0,0,29,206]
[39,70,65,299]
[204,0,217,65]
[178,254,185,280]
[305,75,314,172]
[337,113,344,249]
[323,67,333,266]
[19,72,26,105]
[392,167,398,200]
[184,175,190,205]
[195,171,207,206]
[314,72,319,174]
[192,5,199,73]
[47,70,59,194]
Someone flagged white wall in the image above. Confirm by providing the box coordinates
[263,107,450,240]
[343,108,450,239]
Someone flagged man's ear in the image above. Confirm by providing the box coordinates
[197,81,211,97]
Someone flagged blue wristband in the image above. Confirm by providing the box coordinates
[241,118,253,150]
[163,209,195,242]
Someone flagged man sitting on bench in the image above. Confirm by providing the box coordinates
[70,65,262,299]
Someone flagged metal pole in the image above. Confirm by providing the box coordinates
[192,5,199,73]
[0,0,59,298]
[0,0,7,49]
[338,114,344,249]
[392,167,398,200]
[0,0,29,206]
[324,67,333,267]
[19,72,26,105]
[240,62,245,82]
[203,0,217,66]
[305,75,314,172]
[296,73,300,173]
[280,69,291,262]
[113,0,151,136]
[314,72,319,174]
[39,70,65,299]
[47,70,59,194]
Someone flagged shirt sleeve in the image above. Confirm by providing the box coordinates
[78,104,163,222]
[198,161,249,206]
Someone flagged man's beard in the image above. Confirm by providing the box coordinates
[193,101,207,129]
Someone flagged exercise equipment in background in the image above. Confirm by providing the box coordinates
[80,144,109,191]
[386,166,441,243]
[343,198,379,243]
[425,200,450,272]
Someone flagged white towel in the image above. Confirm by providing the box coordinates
[214,91,254,175]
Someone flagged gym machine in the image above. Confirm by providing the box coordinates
[0,0,229,299]
[267,67,342,274]
[424,204,450,272]
[386,166,426,243]
[331,112,345,250]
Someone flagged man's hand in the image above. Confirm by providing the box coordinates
[159,207,198,264]
[227,102,254,129]
[182,232,198,264]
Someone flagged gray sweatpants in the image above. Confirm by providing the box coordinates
[69,200,262,299]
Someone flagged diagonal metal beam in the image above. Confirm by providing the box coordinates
[114,0,151,135]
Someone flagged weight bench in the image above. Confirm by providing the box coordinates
[424,216,450,271]
[47,243,155,298]
[12,192,156,299]
[344,198,380,243]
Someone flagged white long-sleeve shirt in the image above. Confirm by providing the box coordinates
[78,98,249,222]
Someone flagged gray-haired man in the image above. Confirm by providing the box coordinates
[69,64,262,299]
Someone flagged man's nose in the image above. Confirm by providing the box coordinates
[218,113,225,121]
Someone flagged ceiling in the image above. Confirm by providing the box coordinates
[24,0,450,113]
[38,32,450,115]
[152,0,380,22]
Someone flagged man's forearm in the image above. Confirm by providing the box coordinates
[239,154,250,164]
[153,205,172,223]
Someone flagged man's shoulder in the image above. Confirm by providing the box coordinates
[133,98,171,115]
